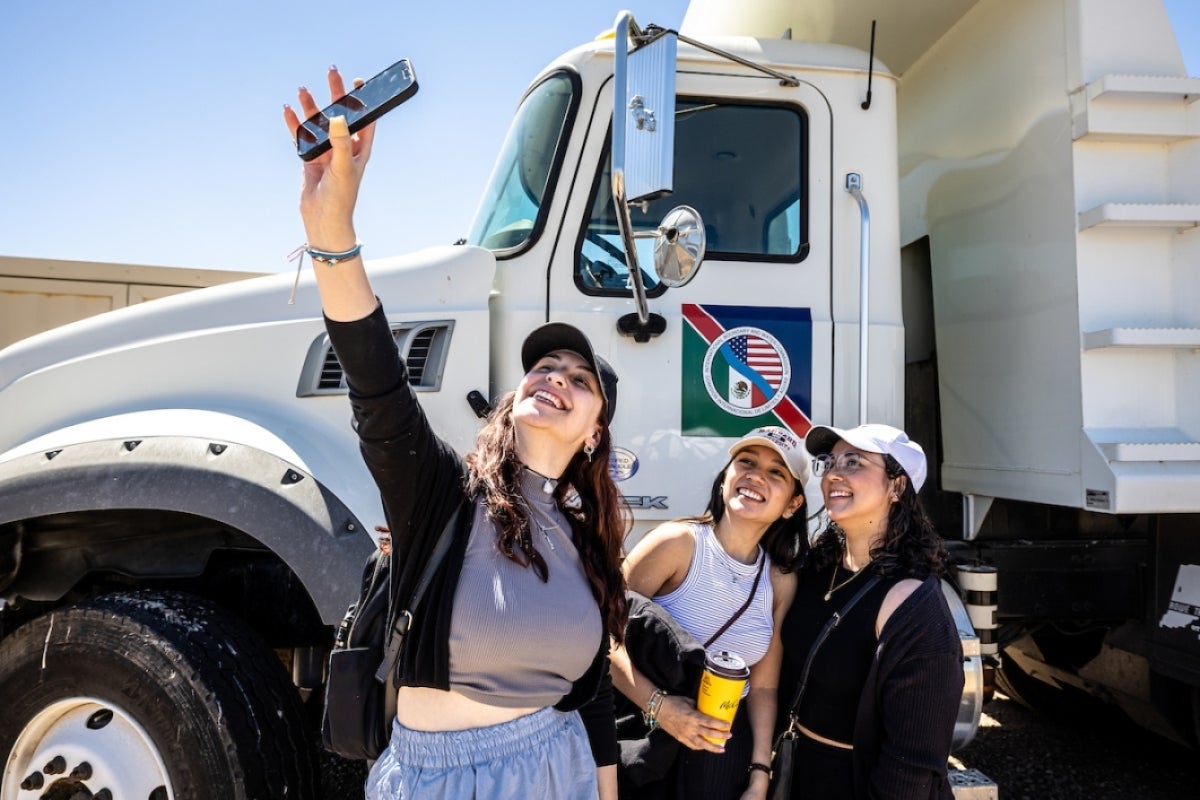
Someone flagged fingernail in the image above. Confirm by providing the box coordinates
[283,103,291,110]
[330,64,338,72]
[298,86,307,93]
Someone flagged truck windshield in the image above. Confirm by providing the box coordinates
[467,72,578,252]
[577,99,806,295]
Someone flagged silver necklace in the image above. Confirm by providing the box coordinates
[712,525,761,582]
[520,496,560,552]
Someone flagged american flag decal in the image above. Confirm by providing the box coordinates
[731,334,784,390]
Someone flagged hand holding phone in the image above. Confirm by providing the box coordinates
[295,58,418,161]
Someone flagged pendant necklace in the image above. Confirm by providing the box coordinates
[824,559,866,601]
[525,467,556,496]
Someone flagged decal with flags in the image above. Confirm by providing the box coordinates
[682,303,812,437]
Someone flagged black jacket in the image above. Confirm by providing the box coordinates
[852,576,963,799]
[325,304,616,765]
[614,591,708,787]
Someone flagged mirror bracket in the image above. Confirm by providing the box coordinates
[617,312,668,343]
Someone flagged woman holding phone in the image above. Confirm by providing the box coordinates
[283,68,628,800]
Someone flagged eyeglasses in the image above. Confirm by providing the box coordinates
[811,451,884,478]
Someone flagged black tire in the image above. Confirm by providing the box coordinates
[0,590,318,800]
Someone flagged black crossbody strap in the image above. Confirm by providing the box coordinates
[782,574,881,720]
[704,551,767,649]
[375,505,462,683]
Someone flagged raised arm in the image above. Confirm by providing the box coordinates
[284,68,462,542]
[282,68,377,321]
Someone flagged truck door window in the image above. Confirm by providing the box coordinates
[467,72,579,254]
[577,100,806,295]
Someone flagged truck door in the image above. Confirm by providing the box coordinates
[549,72,833,533]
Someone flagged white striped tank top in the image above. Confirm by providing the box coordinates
[653,521,774,675]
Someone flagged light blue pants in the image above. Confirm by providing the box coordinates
[365,706,598,799]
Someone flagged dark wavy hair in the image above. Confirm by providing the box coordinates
[807,454,947,580]
[465,391,629,642]
[683,457,809,573]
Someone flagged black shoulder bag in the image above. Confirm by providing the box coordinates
[321,506,461,760]
[769,575,881,800]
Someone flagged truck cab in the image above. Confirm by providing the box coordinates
[468,34,900,529]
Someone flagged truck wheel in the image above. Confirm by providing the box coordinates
[0,590,318,800]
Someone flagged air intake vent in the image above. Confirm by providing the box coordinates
[298,322,454,397]
[317,347,344,390]
[406,328,437,385]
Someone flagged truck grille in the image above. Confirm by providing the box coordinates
[298,322,453,396]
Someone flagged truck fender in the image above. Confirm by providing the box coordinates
[0,432,373,624]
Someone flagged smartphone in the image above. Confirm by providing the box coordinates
[296,58,418,161]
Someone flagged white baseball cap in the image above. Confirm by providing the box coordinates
[729,426,810,484]
[804,423,927,492]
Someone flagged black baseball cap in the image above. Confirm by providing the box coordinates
[521,323,618,424]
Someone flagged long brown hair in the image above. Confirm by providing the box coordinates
[465,391,629,641]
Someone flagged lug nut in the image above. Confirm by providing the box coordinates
[20,772,45,790]
[70,761,93,780]
[44,755,67,774]
[87,708,114,729]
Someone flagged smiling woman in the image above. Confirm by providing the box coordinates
[283,68,631,799]
[609,426,810,800]
[775,423,961,800]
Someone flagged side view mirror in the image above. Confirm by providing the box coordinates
[651,205,705,288]
[611,11,706,341]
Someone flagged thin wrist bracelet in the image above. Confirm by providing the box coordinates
[305,242,363,265]
[748,762,773,779]
[643,688,667,732]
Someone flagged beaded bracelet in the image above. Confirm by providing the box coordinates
[285,242,365,306]
[643,687,668,732]
[748,762,773,779]
[306,242,363,265]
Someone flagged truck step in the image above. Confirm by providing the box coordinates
[948,767,999,799]
[1077,203,1200,232]
[1098,440,1200,462]
[1073,74,1200,143]
[1081,326,1200,349]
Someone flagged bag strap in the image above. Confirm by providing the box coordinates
[781,573,881,722]
[704,551,766,649]
[374,505,462,683]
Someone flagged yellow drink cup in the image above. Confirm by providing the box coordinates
[696,650,749,744]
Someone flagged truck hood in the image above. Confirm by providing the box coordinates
[0,244,496,392]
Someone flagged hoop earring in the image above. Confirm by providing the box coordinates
[583,443,595,463]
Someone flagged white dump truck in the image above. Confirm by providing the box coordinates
[1,0,1196,796]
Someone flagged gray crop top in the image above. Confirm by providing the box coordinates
[448,467,604,707]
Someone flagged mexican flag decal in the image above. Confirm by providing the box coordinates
[682,304,812,438]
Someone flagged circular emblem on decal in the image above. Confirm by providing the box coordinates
[608,447,639,482]
[702,326,791,418]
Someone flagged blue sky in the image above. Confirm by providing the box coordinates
[2,0,1196,275]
